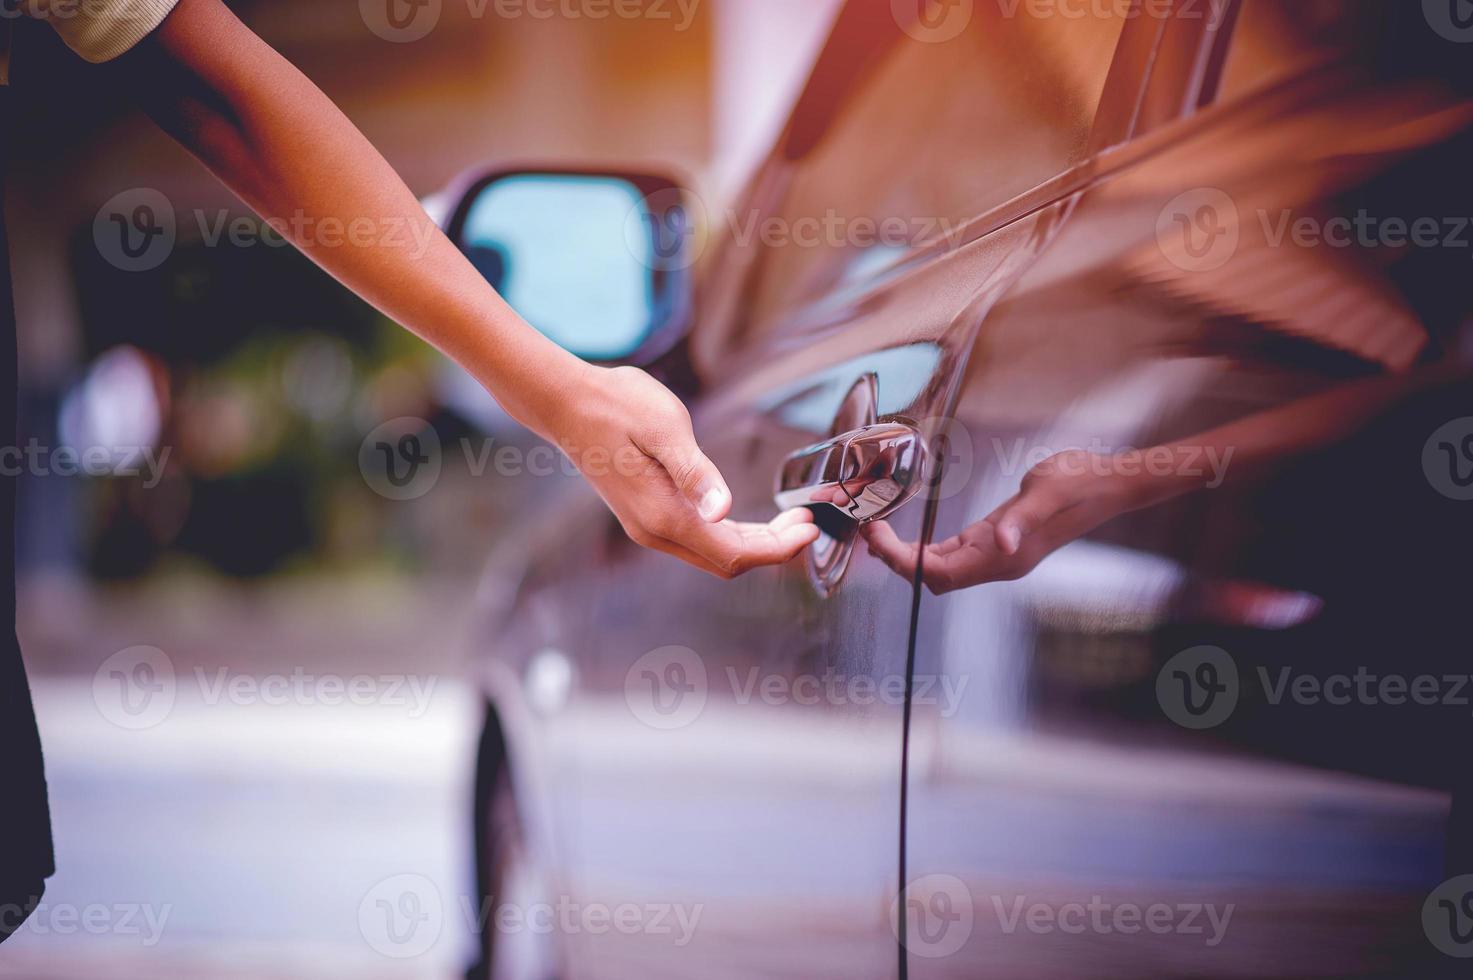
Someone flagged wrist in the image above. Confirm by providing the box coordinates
[1105,450,1201,512]
[481,349,598,445]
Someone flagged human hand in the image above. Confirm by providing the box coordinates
[862,450,1138,593]
[543,364,819,578]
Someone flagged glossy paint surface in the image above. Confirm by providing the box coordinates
[473,3,1473,977]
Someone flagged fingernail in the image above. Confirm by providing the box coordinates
[698,487,727,522]
[999,525,1022,555]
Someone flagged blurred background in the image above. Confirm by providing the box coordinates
[2,1,840,975]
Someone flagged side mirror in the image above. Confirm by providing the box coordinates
[444,168,696,365]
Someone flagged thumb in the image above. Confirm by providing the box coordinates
[990,490,1063,556]
[652,430,731,524]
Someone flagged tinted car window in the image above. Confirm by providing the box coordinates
[1216,0,1387,103]
[736,6,1128,344]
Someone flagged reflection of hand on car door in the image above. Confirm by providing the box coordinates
[865,362,1473,594]
[862,448,1138,593]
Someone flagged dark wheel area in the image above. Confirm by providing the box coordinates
[467,706,508,980]
[467,706,557,980]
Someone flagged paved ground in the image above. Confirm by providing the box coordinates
[3,576,487,979]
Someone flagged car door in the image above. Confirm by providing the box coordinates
[898,2,1473,977]
[539,5,1144,978]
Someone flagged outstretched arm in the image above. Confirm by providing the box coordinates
[103,0,816,577]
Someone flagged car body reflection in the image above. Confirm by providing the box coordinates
[464,3,1473,977]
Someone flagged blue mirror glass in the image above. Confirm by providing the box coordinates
[457,174,667,362]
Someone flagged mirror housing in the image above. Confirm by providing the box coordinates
[444,167,697,366]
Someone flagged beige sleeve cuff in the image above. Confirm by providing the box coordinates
[37,0,181,64]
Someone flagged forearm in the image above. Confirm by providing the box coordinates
[117,0,580,436]
[1129,360,1471,508]
[87,0,819,577]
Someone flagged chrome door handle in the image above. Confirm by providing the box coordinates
[774,420,929,525]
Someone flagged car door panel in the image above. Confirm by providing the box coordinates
[493,5,1166,977]
[899,38,1471,978]
[549,216,1059,979]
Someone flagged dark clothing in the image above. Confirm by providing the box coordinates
[0,83,57,895]
[0,878,43,947]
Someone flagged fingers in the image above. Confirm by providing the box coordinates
[921,538,988,594]
[641,537,740,579]
[618,513,736,577]
[729,511,822,568]
[861,521,919,579]
[648,428,732,524]
[864,523,991,594]
[627,507,818,579]
[768,507,817,534]
[988,486,1068,556]
[675,508,819,578]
